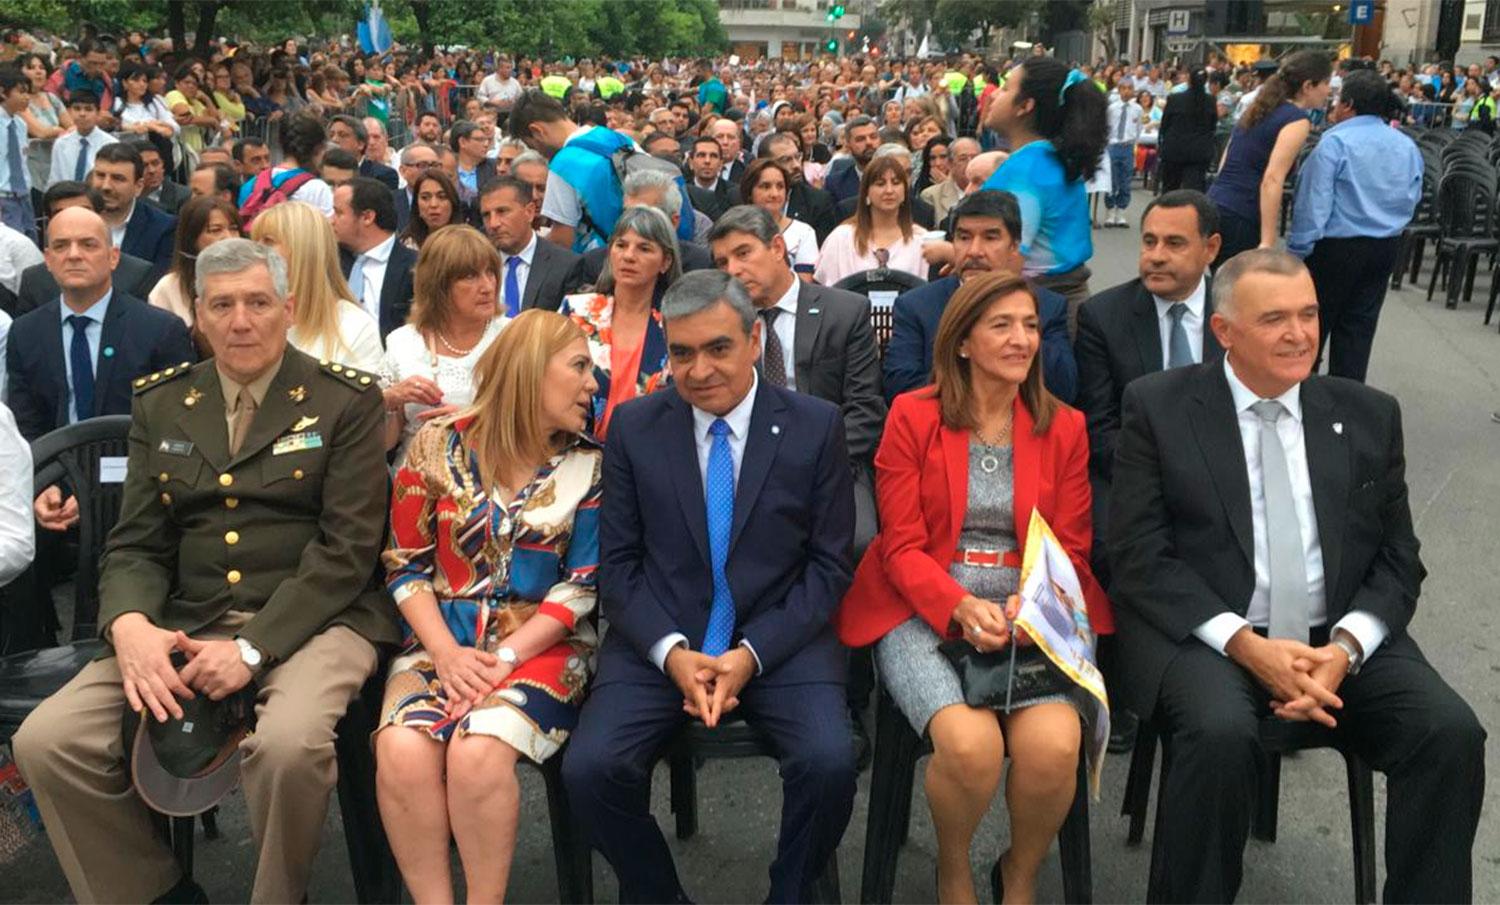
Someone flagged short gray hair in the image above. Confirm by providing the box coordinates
[597,206,683,294]
[195,238,288,300]
[622,168,682,221]
[498,136,527,154]
[400,142,439,165]
[661,270,757,335]
[873,142,913,165]
[1211,247,1308,320]
[707,204,780,248]
[511,149,548,171]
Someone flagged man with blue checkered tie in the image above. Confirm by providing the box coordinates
[565,270,858,904]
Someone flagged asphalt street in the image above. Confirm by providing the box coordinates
[5,189,1498,903]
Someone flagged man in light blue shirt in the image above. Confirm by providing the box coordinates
[1287,70,1422,383]
[0,67,38,242]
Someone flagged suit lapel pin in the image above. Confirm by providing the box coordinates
[771,425,781,435]
[1333,422,1344,435]
[288,385,307,404]
[102,346,115,358]
[183,387,204,408]
[808,308,820,316]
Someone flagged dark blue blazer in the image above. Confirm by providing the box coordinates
[120,200,177,284]
[6,291,197,440]
[596,383,855,688]
[882,275,1078,405]
[824,159,861,204]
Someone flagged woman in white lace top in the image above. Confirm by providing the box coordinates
[378,225,508,465]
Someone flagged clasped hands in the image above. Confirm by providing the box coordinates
[1224,627,1354,728]
[110,613,254,722]
[952,593,1032,653]
[665,644,757,728]
[431,644,513,722]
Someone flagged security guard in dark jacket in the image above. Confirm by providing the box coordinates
[14,239,399,905]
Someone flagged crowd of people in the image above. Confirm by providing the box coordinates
[0,24,1488,905]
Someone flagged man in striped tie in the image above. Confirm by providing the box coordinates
[565,270,857,904]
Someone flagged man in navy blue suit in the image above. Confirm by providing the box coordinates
[9,207,194,531]
[564,270,857,904]
[89,142,175,283]
[883,190,1078,404]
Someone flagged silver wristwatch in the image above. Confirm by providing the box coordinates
[497,646,519,667]
[235,637,264,672]
[1331,634,1362,674]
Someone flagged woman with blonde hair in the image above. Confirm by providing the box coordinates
[248,200,383,372]
[838,271,1110,904]
[379,224,508,463]
[378,308,602,904]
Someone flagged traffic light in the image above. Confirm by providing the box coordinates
[832,4,845,17]
[825,38,838,52]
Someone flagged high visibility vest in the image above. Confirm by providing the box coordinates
[597,76,625,99]
[541,75,572,99]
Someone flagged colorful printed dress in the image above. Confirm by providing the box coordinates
[379,416,603,763]
[563,291,671,437]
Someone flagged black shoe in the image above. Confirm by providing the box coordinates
[851,710,872,772]
[152,876,208,905]
[1108,708,1139,754]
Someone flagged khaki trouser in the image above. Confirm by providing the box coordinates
[12,615,377,904]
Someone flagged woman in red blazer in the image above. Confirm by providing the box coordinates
[835,271,1110,904]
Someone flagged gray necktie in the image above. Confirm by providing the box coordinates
[759,307,787,388]
[1251,400,1309,640]
[1116,102,1127,141]
[1166,302,1193,369]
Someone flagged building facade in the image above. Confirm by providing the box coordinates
[718,0,865,60]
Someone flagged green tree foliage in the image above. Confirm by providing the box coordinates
[880,0,1044,50]
[9,0,724,59]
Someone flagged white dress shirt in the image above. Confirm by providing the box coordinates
[59,290,112,424]
[1107,98,1143,144]
[0,109,29,193]
[760,277,799,387]
[48,127,118,187]
[0,308,11,400]
[108,202,133,251]
[1151,275,1206,369]
[649,372,763,673]
[1193,356,1388,662]
[0,222,43,294]
[351,232,396,326]
[0,401,35,587]
[500,232,537,309]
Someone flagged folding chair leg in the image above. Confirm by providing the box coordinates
[1346,752,1378,905]
[1487,266,1500,325]
[1390,234,1409,289]
[1426,251,1443,301]
[541,758,595,905]
[1059,756,1093,904]
[860,689,920,905]
[1446,248,1466,309]
[1410,236,1424,284]
[1122,722,1158,846]
[170,815,195,879]
[1252,753,1282,843]
[669,751,698,840]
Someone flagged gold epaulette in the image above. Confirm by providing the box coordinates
[132,362,194,395]
[319,359,379,391]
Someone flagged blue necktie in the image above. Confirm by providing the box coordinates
[702,418,736,656]
[67,315,95,423]
[348,254,366,304]
[503,255,521,316]
[74,134,89,181]
[6,119,27,194]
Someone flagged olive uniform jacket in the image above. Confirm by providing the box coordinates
[97,348,400,664]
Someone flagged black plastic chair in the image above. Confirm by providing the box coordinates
[860,685,1093,904]
[665,717,843,903]
[1425,164,1499,308]
[834,268,928,359]
[1119,717,1377,904]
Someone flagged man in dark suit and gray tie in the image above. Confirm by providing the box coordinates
[478,177,583,314]
[563,270,857,904]
[1108,248,1485,903]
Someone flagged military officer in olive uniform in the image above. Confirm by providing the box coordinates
[14,239,400,905]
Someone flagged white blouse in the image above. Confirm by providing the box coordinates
[781,218,820,274]
[116,97,181,134]
[378,317,508,465]
[288,300,385,373]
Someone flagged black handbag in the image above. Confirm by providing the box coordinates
[938,638,1075,712]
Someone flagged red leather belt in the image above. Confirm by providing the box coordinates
[952,548,1021,568]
